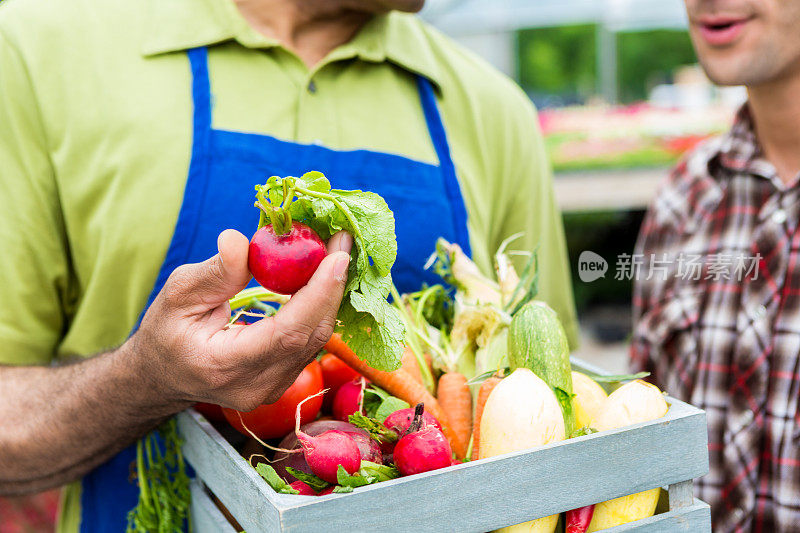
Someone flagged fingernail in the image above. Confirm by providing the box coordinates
[340,232,353,254]
[333,253,350,282]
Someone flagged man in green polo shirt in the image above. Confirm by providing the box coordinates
[0,0,577,530]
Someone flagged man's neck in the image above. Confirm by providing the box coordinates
[748,70,800,184]
[234,0,373,68]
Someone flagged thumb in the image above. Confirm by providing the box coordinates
[171,229,252,309]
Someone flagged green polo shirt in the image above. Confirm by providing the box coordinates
[0,0,577,529]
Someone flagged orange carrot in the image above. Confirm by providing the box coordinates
[324,334,456,445]
[437,372,472,460]
[401,346,424,385]
[471,376,502,461]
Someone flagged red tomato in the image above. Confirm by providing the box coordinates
[319,352,361,411]
[222,360,324,439]
[194,402,227,423]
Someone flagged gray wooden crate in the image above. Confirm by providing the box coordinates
[179,358,711,532]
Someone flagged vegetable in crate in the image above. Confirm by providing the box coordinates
[585,380,669,532]
[319,352,361,410]
[274,420,381,479]
[393,404,454,476]
[479,369,564,533]
[571,371,607,430]
[332,377,367,422]
[507,301,575,436]
[251,172,405,371]
[221,360,324,439]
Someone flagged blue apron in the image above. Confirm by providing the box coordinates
[79,46,471,531]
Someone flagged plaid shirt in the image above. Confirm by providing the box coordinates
[631,105,800,533]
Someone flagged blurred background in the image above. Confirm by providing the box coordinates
[422,0,745,372]
[2,1,745,531]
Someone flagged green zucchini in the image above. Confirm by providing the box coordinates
[507,301,575,436]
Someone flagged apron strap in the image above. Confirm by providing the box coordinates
[416,76,472,257]
[132,47,214,332]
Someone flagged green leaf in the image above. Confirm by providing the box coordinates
[359,461,400,482]
[348,412,399,443]
[255,174,405,372]
[332,485,354,493]
[285,468,329,492]
[336,465,374,488]
[255,464,300,495]
[374,396,410,422]
[586,371,651,383]
[466,368,509,386]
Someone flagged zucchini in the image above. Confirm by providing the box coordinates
[507,301,575,436]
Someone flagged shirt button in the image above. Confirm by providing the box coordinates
[740,409,754,426]
[772,209,787,224]
[732,508,745,523]
[307,80,317,94]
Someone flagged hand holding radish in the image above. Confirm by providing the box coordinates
[130,228,352,412]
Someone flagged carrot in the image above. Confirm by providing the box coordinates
[401,346,424,385]
[324,334,456,445]
[437,372,472,460]
[471,376,502,461]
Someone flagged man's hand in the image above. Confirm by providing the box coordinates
[0,229,351,495]
[133,229,352,411]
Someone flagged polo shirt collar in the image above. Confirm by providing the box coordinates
[141,0,441,89]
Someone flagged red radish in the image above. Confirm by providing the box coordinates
[383,407,443,435]
[274,421,381,478]
[393,404,453,477]
[298,429,360,484]
[566,505,595,533]
[319,353,360,410]
[294,392,362,484]
[289,481,317,496]
[317,486,335,496]
[332,377,366,422]
[248,222,327,295]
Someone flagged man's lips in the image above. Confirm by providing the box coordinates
[696,16,751,46]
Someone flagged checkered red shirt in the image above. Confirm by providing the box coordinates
[631,105,800,533]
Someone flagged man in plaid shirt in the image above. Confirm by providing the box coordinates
[631,1,800,531]
[631,0,800,532]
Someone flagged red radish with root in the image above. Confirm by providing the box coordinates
[248,222,326,295]
[294,391,361,484]
[274,420,381,478]
[333,377,367,422]
[393,403,453,477]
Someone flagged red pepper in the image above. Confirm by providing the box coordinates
[565,504,595,533]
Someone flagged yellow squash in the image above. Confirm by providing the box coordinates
[571,371,607,429]
[480,368,565,533]
[586,380,669,532]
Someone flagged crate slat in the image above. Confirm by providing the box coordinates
[602,499,711,532]
[189,480,237,533]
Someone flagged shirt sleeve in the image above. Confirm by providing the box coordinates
[0,30,72,365]
[484,90,579,350]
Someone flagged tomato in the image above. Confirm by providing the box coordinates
[319,352,361,411]
[248,222,327,295]
[222,360,324,439]
[193,402,227,423]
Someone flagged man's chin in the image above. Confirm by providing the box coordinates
[698,56,760,87]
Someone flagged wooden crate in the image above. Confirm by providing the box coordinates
[179,358,711,532]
